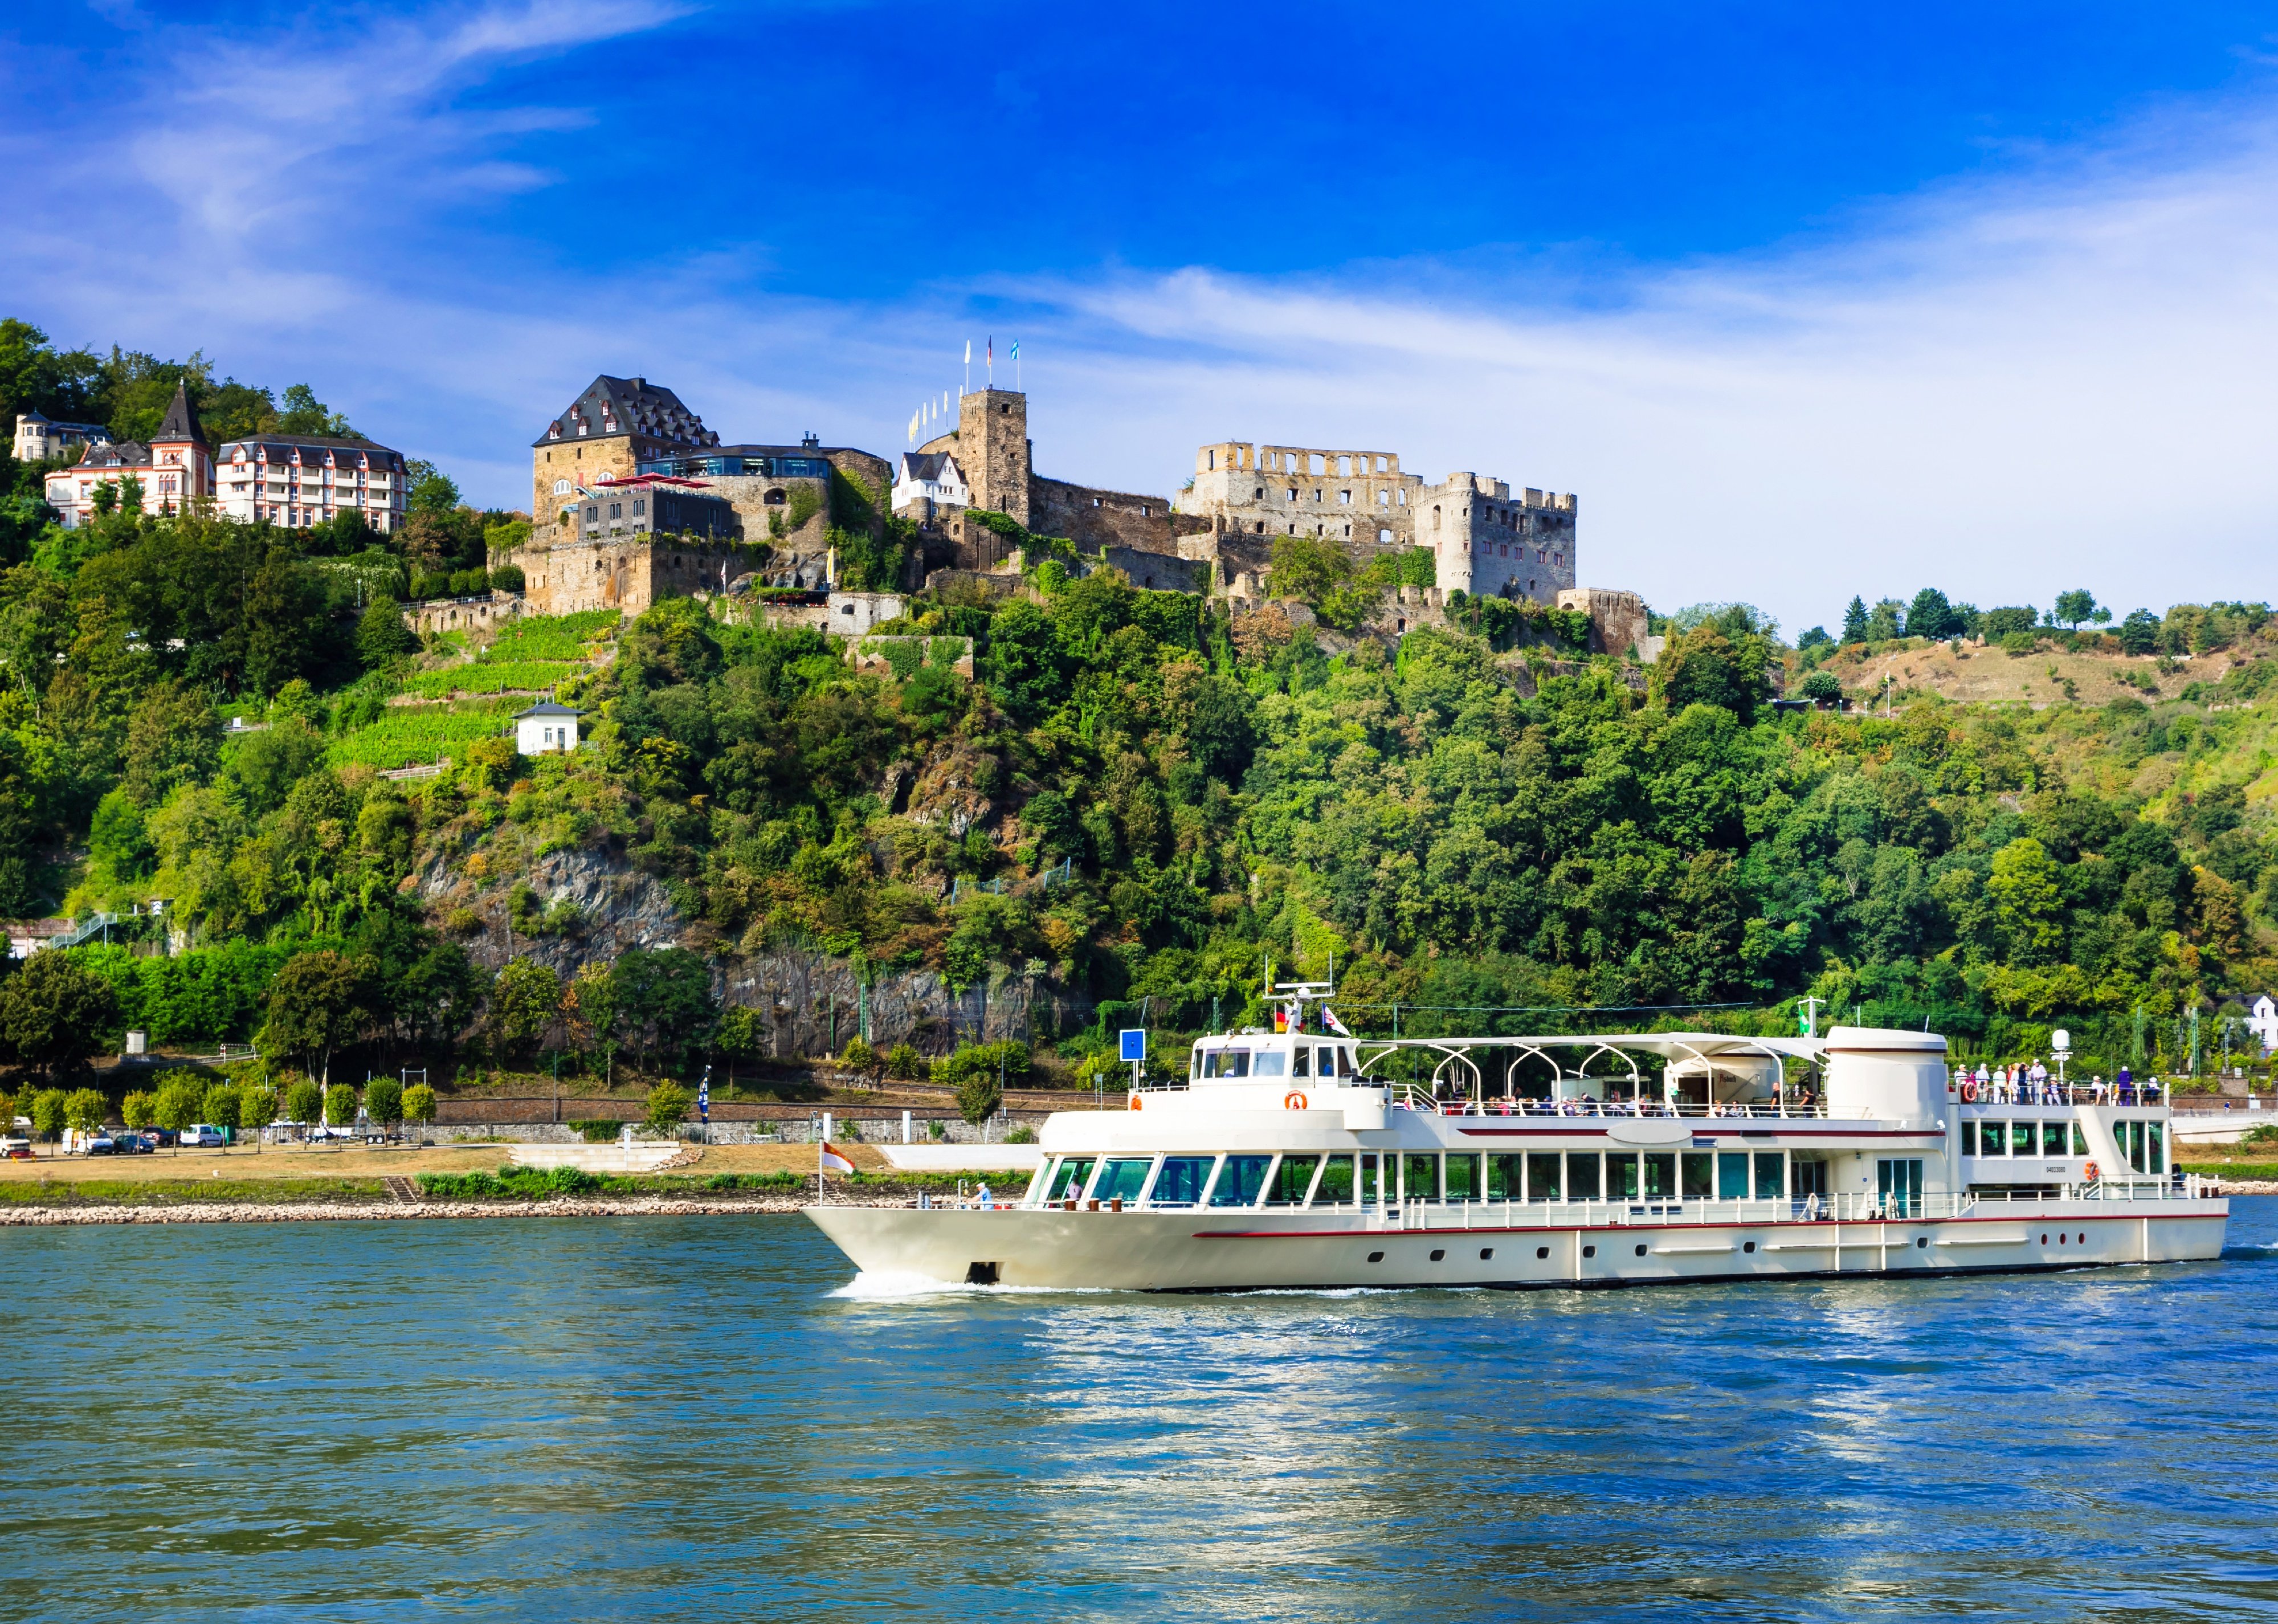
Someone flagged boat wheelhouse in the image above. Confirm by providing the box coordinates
[806,994,2228,1291]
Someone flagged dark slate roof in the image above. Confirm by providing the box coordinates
[153,378,206,447]
[513,700,583,719]
[897,451,961,482]
[80,440,153,470]
[534,376,715,450]
[223,435,403,465]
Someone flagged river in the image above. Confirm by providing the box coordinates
[3,1198,2275,1622]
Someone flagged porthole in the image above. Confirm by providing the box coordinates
[2060,1233,2068,1244]
[1536,1246,1549,1259]
[1581,1245,1596,1259]
[1429,1248,1446,1262]
[1743,1241,1757,1254]
[2041,1233,2049,1244]
[1367,1251,1384,1263]
[1635,1243,1648,1257]
[1479,1248,1494,1260]
[1916,1237,1929,1248]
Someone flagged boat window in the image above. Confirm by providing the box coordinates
[1209,1156,1272,1207]
[1322,1046,1349,1077]
[1717,1152,1749,1199]
[1202,1049,1251,1079]
[2008,1122,2034,1156]
[1189,1050,1201,1080]
[1046,1158,1095,1201]
[1150,1156,1214,1207]
[1097,1158,1154,1204]
[2071,1122,2089,1156]
[1567,1153,1602,1201]
[1487,1153,1521,1200]
[1643,1152,1677,1200]
[1264,1155,1318,1205]
[1252,1051,1287,1078]
[2148,1121,2164,1174]
[1681,1151,1713,1199]
[2042,1121,2067,1157]
[1960,1121,1978,1156]
[1403,1154,1440,1204]
[1444,1154,1479,1201]
[1292,1046,1311,1078]
[1525,1152,1560,1201]
[1312,1154,1355,1206]
[1753,1152,1785,1199]
[1791,1156,1830,1196]
[1609,1152,1640,1201]
[1358,1153,1383,1205]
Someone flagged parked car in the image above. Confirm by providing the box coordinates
[84,1136,120,1156]
[113,1132,157,1154]
[182,1124,227,1149]
[1,1137,31,1160]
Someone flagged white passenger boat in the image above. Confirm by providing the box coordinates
[806,987,2230,1291]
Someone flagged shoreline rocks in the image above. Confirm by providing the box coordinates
[0,1194,925,1225]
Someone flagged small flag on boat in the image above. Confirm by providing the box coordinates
[1323,1007,1353,1037]
[1272,1006,1288,1032]
[819,1141,855,1174]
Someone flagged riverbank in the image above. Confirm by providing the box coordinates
[0,1195,909,1225]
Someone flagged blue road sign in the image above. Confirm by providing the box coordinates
[699,1073,710,1121]
[1119,1029,1146,1063]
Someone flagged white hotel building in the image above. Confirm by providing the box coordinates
[215,434,409,533]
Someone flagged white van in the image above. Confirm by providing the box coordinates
[183,1123,227,1148]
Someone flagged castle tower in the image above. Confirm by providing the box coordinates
[957,388,1031,526]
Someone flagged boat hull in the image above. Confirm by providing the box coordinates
[806,1200,2231,1292]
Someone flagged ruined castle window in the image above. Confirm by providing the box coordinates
[1431,506,1440,529]
[1378,527,1393,544]
[1397,490,1407,505]
[1255,521,1265,533]
[1207,450,1216,470]
[1285,488,1297,502]
[1377,489,1389,507]
[764,488,787,505]
[1093,497,1101,507]
[1338,455,1352,475]
[1142,506,1150,517]
[1376,456,1389,472]
[1338,489,1351,504]
[1309,453,1325,475]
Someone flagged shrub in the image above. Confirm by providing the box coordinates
[569,1118,623,1143]
[839,1036,880,1078]
[285,1077,322,1126]
[1006,1123,1038,1144]
[1798,670,1843,705]
[884,1042,924,1081]
[643,1081,693,1137]
[1999,630,2038,656]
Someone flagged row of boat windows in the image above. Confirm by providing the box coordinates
[1194,1046,1358,1079]
[1962,1119,2165,1172]
[1035,1149,1810,1209]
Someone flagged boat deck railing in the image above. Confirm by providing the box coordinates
[1389,1087,1829,1120]
[1011,1178,2214,1218]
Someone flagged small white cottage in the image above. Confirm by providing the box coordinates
[513,700,583,756]
[2250,994,2278,1053]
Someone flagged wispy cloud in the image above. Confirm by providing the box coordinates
[5,7,2276,631]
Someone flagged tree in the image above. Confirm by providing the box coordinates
[121,1090,154,1129]
[1865,599,1905,641]
[2054,589,2101,630]
[1906,589,1962,642]
[2118,609,2160,656]
[402,1083,437,1130]
[323,1083,357,1128]
[562,961,621,1084]
[0,952,122,1079]
[152,1077,202,1142]
[1839,597,1869,643]
[642,1080,692,1137]
[285,1077,322,1127]
[63,1087,108,1136]
[1798,670,1843,705]
[30,1088,67,1141]
[239,1084,279,1137]
[839,1035,880,1079]
[884,1043,924,1082]
[365,1076,405,1131]
[1652,624,1767,723]
[489,957,561,1058]
[199,1080,241,1131]
[613,949,715,1068]
[259,950,367,1084]
[356,599,418,669]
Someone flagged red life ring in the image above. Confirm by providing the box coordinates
[1959,1080,1979,1103]
[2082,1160,2099,1181]
[1285,1091,1308,1111]
[1128,1093,1142,1112]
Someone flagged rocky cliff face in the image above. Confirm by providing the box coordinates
[422,842,1092,1056]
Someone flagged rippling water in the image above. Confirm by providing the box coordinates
[3,1198,2275,1622]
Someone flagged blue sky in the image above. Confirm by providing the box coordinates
[7,0,2278,631]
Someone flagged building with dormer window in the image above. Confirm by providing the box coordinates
[215,434,408,532]
[14,412,112,465]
